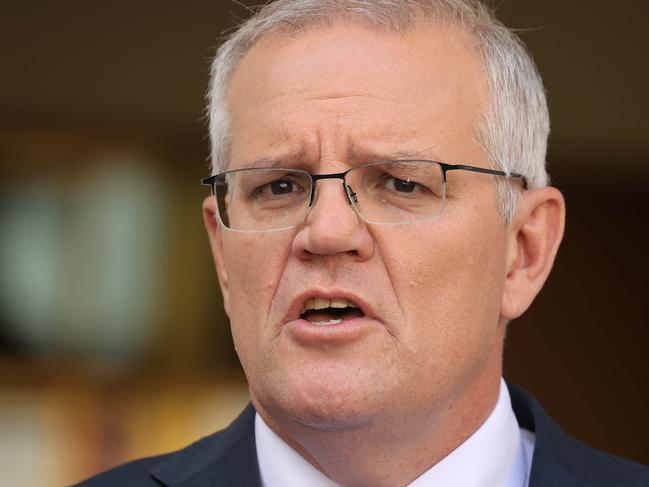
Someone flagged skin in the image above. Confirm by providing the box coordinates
[204,21,565,487]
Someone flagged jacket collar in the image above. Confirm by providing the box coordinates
[150,404,261,486]
[507,383,586,487]
[150,384,646,487]
[508,383,647,487]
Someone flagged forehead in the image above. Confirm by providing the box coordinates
[226,21,488,168]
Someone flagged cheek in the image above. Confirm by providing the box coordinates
[223,232,293,337]
[377,215,507,352]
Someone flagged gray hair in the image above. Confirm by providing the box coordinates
[207,0,550,223]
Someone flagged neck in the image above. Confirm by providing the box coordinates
[254,346,503,487]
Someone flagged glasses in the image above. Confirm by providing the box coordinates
[201,160,528,232]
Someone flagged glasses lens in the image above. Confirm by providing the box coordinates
[347,161,445,224]
[214,168,312,231]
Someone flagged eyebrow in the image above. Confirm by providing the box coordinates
[346,145,442,165]
[239,150,311,170]
[238,146,442,170]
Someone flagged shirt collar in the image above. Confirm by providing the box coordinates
[255,378,531,487]
[255,412,338,487]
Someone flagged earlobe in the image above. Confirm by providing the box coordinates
[202,196,230,315]
[501,187,565,320]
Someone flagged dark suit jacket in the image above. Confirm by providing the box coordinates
[76,384,649,486]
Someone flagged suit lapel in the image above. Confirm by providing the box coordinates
[149,403,262,486]
[149,386,646,487]
[508,383,580,487]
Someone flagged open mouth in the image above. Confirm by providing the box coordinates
[299,297,365,326]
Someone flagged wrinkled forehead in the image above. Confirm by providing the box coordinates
[224,20,489,171]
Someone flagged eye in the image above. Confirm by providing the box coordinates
[254,176,307,199]
[269,179,295,195]
[236,169,310,204]
[380,173,424,194]
[389,177,417,193]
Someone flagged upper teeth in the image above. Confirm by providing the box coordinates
[300,297,359,315]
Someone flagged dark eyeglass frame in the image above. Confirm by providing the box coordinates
[201,159,529,201]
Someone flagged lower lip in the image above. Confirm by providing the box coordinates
[284,316,378,346]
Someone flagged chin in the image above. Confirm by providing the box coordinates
[253,369,382,432]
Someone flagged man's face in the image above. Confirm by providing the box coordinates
[209,23,513,429]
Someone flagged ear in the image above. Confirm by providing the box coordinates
[501,187,565,320]
[202,196,230,315]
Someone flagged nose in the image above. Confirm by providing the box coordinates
[291,178,374,261]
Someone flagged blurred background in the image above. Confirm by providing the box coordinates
[0,1,647,485]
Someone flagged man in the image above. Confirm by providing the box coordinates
[79,0,649,486]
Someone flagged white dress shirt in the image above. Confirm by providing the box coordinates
[255,379,535,487]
